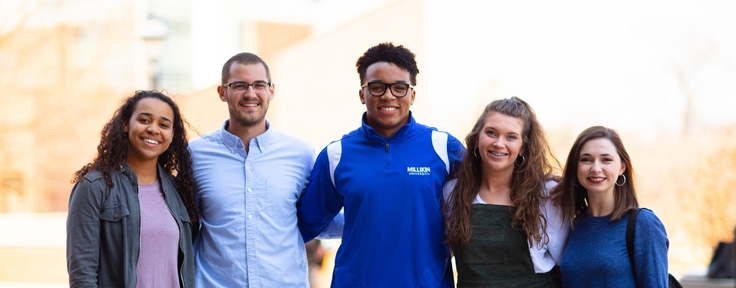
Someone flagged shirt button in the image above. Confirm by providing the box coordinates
[247,188,252,193]
[250,269,254,273]
[248,214,253,219]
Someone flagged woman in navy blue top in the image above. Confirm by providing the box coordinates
[553,126,669,287]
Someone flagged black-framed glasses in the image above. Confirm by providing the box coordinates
[226,81,271,93]
[361,82,414,98]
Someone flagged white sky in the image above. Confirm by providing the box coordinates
[422,0,736,141]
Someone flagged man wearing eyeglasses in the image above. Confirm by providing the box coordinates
[298,43,465,287]
[189,52,342,287]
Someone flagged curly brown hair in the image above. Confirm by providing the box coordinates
[72,90,199,223]
[445,97,559,248]
[552,126,638,227]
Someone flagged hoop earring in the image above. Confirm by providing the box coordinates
[473,147,480,158]
[515,155,525,166]
[615,174,626,186]
[573,180,581,187]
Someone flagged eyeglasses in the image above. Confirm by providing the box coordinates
[361,82,414,98]
[226,81,271,93]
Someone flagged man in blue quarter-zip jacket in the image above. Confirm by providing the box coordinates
[297,42,465,288]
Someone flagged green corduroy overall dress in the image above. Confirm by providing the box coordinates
[452,204,558,288]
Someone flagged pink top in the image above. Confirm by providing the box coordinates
[136,181,180,288]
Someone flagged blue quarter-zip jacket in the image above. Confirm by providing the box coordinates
[298,113,465,288]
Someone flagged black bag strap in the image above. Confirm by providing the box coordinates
[627,208,683,288]
[626,208,640,279]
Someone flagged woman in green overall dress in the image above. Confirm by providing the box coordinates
[444,97,570,287]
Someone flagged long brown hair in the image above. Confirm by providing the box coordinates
[445,97,559,248]
[72,90,199,223]
[553,126,637,228]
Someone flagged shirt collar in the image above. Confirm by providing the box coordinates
[219,119,274,153]
[360,111,416,141]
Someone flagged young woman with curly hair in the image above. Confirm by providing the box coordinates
[67,90,198,288]
[444,97,569,287]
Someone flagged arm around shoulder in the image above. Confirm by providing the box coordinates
[541,180,570,265]
[446,134,466,173]
[315,210,344,240]
[297,147,344,242]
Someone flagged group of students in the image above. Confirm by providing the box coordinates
[66,42,671,287]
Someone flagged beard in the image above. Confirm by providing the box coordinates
[231,108,266,127]
[224,90,271,128]
[229,101,268,128]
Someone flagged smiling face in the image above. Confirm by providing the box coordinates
[124,97,174,168]
[218,62,274,130]
[576,138,626,196]
[359,62,415,137]
[477,112,525,176]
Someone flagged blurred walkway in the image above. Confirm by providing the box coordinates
[311,239,340,288]
[0,213,67,287]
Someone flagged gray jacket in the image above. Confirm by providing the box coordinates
[66,163,195,288]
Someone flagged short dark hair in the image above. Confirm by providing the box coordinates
[221,52,271,84]
[356,42,419,86]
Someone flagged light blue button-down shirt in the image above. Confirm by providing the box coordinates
[191,120,338,287]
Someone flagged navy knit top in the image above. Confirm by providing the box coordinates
[560,209,669,288]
